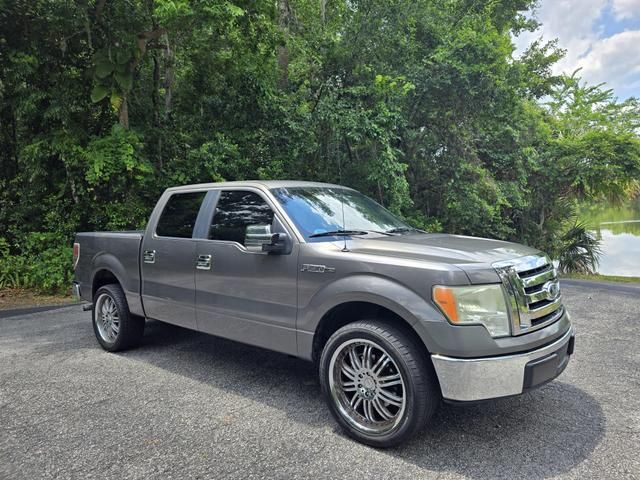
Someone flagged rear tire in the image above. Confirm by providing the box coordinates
[319,319,440,447]
[92,283,144,352]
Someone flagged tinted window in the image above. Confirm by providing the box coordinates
[209,191,274,249]
[156,192,206,238]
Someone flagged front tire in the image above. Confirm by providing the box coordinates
[319,319,440,447]
[92,284,144,352]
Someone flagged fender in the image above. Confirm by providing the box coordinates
[296,273,446,360]
[91,252,145,317]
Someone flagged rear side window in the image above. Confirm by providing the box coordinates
[209,191,275,248]
[156,192,206,238]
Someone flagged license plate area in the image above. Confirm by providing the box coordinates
[523,336,574,391]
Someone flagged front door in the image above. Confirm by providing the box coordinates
[194,189,299,355]
[141,190,207,329]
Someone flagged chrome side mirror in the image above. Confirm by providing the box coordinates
[245,224,272,252]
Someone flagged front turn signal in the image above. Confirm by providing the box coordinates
[433,286,459,323]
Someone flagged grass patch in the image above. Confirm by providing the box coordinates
[0,288,75,310]
[560,273,640,284]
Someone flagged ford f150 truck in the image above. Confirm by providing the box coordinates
[73,180,575,447]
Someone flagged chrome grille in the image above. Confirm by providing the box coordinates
[494,255,564,335]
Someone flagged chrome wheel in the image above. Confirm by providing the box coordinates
[328,339,406,435]
[95,293,120,343]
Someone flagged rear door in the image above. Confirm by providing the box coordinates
[194,188,299,355]
[141,190,207,329]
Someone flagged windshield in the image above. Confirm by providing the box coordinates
[270,186,411,240]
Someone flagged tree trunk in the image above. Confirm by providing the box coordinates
[63,161,80,205]
[152,53,160,123]
[277,0,290,88]
[0,106,17,179]
[152,51,162,169]
[95,0,107,22]
[119,96,129,129]
[163,33,174,119]
[84,8,92,49]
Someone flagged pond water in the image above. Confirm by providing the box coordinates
[578,198,640,277]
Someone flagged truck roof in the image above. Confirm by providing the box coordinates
[165,180,352,192]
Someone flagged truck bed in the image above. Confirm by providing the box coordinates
[74,231,145,316]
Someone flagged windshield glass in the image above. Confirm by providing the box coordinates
[270,186,411,240]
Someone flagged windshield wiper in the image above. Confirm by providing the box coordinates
[364,230,395,236]
[309,230,369,238]
[385,227,421,234]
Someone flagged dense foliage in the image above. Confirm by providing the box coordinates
[1,0,639,292]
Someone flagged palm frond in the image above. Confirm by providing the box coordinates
[557,222,602,274]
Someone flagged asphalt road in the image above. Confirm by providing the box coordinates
[1,283,638,479]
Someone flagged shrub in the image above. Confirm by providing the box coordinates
[557,222,602,274]
[0,234,72,294]
[0,254,31,289]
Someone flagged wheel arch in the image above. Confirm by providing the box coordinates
[298,274,444,362]
[310,300,432,366]
[92,269,121,298]
[89,251,145,316]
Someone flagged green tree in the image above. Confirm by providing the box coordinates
[1,0,639,290]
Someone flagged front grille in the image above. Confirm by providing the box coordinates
[531,306,564,327]
[494,255,564,335]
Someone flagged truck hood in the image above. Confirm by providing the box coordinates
[345,233,542,284]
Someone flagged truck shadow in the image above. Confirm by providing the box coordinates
[389,384,604,479]
[130,320,604,480]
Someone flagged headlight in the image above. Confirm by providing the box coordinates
[432,284,511,338]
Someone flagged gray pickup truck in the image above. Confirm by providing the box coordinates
[73,180,575,447]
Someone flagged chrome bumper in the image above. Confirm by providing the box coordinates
[71,282,81,302]
[431,327,575,402]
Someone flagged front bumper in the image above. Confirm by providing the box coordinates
[431,326,575,402]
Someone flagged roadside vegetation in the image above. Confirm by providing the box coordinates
[0,287,74,310]
[560,274,640,284]
[1,0,639,293]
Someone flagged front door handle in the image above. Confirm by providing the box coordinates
[143,250,156,264]
[196,254,212,270]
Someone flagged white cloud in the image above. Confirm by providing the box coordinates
[513,0,640,98]
[514,0,607,72]
[576,30,640,87]
[612,0,640,19]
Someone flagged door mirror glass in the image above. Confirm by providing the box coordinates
[245,224,273,252]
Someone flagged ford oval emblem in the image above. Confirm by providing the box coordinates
[543,280,561,301]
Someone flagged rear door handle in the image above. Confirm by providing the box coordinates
[196,254,212,270]
[143,250,156,264]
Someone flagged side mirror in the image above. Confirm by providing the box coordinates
[245,224,273,252]
[262,232,291,254]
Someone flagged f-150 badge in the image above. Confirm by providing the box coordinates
[300,264,336,273]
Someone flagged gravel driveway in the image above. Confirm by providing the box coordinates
[1,283,638,479]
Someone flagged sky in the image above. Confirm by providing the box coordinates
[513,0,640,100]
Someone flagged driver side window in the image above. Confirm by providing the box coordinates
[209,190,275,251]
